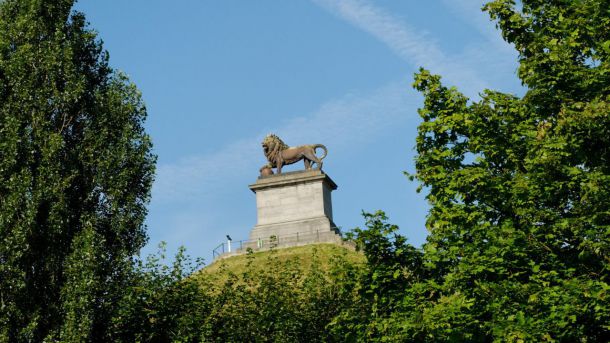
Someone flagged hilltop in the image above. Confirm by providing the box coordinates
[197,243,365,284]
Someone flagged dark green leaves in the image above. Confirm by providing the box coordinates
[0,0,155,340]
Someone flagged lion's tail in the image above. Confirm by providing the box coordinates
[314,144,328,160]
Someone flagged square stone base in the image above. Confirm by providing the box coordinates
[248,170,340,245]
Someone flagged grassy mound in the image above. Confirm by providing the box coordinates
[197,243,364,283]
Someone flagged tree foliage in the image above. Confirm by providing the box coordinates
[114,244,360,343]
[328,0,610,341]
[0,0,155,341]
[112,244,208,343]
[334,0,610,341]
[328,211,424,341]
[197,247,358,342]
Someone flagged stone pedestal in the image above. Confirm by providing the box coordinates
[249,170,340,244]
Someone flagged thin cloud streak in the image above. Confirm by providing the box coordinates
[312,0,489,95]
[439,0,523,95]
[441,0,510,49]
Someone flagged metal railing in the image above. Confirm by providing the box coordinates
[212,228,345,260]
[212,242,226,260]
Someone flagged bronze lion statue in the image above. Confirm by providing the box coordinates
[261,134,327,174]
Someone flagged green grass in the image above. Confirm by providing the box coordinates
[196,243,365,283]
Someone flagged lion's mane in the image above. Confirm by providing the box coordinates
[262,134,289,167]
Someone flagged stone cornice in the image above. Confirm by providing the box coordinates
[249,170,337,192]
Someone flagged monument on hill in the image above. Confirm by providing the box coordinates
[248,134,342,247]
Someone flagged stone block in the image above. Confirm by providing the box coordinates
[248,170,340,243]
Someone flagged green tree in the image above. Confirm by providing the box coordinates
[0,0,155,341]
[199,246,359,343]
[330,1,610,341]
[113,244,209,343]
[409,0,610,341]
[329,211,424,342]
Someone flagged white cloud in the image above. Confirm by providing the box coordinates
[440,0,508,48]
[311,0,489,95]
[439,0,522,94]
[313,0,443,65]
[152,138,258,202]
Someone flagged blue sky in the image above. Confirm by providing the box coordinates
[75,0,524,262]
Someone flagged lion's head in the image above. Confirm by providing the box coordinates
[262,134,289,165]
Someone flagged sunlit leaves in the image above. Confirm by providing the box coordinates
[400,0,610,340]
